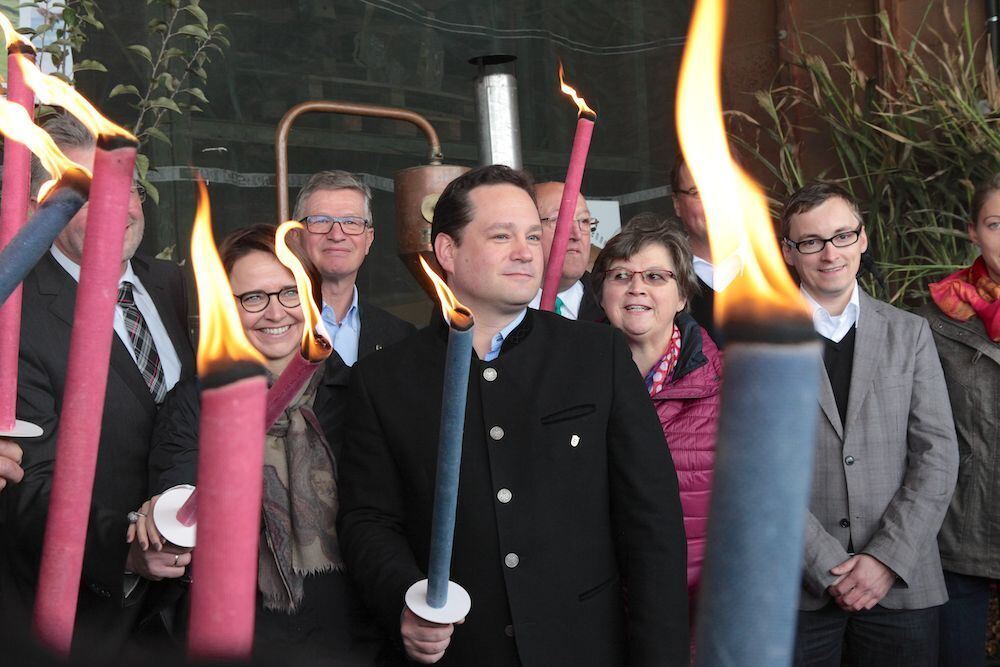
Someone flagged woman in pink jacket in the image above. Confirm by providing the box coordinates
[592,217,723,620]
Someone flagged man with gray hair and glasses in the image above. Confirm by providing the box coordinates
[292,170,414,443]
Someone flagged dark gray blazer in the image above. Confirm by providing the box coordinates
[801,290,959,610]
[0,252,195,650]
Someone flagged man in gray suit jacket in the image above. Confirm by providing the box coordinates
[780,184,958,667]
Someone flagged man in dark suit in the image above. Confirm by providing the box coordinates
[290,170,415,449]
[338,165,688,665]
[528,181,606,322]
[671,153,733,345]
[0,113,195,652]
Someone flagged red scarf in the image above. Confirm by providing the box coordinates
[929,256,1000,342]
[646,325,682,397]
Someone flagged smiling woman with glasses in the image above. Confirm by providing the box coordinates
[134,224,389,662]
[591,216,723,628]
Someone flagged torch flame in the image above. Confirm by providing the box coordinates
[275,221,331,361]
[419,256,473,331]
[0,13,32,51]
[13,54,136,141]
[190,177,266,375]
[0,98,91,198]
[675,0,808,326]
[558,63,596,118]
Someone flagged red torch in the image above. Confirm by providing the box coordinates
[264,220,332,427]
[185,178,269,660]
[539,64,596,311]
[18,57,141,653]
[0,16,36,435]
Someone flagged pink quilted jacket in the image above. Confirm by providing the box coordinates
[649,314,723,608]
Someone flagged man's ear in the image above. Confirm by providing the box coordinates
[780,239,795,267]
[434,233,457,275]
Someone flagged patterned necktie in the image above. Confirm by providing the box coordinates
[116,282,167,403]
[555,296,566,317]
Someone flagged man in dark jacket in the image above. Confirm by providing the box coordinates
[528,181,606,322]
[0,112,195,654]
[338,165,689,665]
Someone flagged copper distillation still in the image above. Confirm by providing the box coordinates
[274,101,469,298]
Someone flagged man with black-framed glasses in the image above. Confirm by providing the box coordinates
[527,181,606,322]
[781,183,958,667]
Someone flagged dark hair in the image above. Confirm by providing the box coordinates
[431,164,536,245]
[780,182,863,238]
[217,224,322,307]
[670,149,743,196]
[669,153,687,195]
[591,215,701,304]
[292,170,372,221]
[31,111,96,198]
[971,173,1000,224]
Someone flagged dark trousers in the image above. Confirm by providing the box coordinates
[793,601,939,667]
[938,570,994,667]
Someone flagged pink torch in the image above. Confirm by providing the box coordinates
[264,220,331,428]
[539,64,596,311]
[0,18,36,435]
[29,106,139,650]
[186,178,269,660]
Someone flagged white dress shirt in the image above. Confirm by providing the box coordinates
[528,280,584,319]
[50,246,182,391]
[801,281,861,343]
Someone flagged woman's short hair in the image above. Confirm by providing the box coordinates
[217,224,321,307]
[591,215,701,304]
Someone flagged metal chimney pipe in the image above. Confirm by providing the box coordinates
[470,55,523,169]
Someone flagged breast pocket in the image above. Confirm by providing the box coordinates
[540,403,597,425]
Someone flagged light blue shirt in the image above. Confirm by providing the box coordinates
[483,309,527,362]
[321,286,361,367]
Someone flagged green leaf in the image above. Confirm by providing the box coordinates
[128,44,153,63]
[144,181,160,205]
[144,126,171,145]
[177,24,208,40]
[188,104,203,113]
[184,87,208,104]
[163,47,185,58]
[182,4,209,26]
[72,59,107,73]
[149,96,182,113]
[135,153,150,178]
[109,83,141,99]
